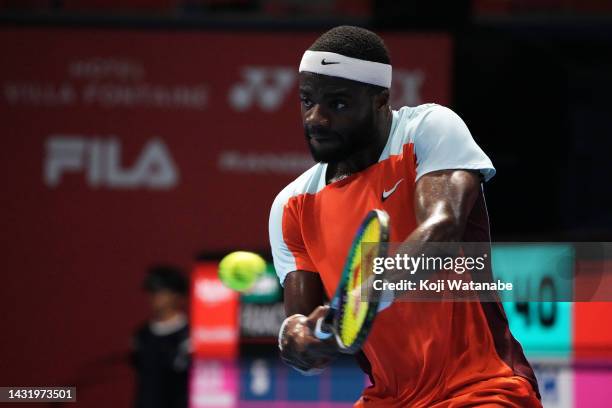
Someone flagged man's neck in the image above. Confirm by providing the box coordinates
[153,309,182,323]
[149,312,187,336]
[327,109,392,183]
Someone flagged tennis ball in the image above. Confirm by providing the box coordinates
[218,251,266,292]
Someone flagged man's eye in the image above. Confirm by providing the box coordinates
[331,100,347,110]
[300,97,313,109]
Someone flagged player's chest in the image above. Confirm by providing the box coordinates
[300,158,418,263]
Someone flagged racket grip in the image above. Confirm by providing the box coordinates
[314,317,333,340]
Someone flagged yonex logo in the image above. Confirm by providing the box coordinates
[229,66,295,111]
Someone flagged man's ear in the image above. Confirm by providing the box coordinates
[374,89,390,110]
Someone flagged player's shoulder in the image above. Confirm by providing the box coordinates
[387,104,467,150]
[395,102,443,121]
[394,103,462,135]
[270,163,325,214]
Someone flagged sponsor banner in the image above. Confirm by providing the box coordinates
[240,302,285,338]
[191,263,239,358]
[0,28,452,253]
[190,356,612,408]
[241,264,282,304]
[574,364,612,408]
[0,28,450,404]
[240,358,277,401]
[574,301,612,359]
[190,359,239,408]
[532,361,573,408]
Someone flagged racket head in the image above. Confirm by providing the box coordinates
[333,209,390,354]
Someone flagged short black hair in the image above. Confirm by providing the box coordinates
[143,265,188,295]
[309,26,391,65]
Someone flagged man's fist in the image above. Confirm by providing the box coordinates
[279,306,339,373]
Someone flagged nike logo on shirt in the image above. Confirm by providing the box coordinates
[382,179,404,201]
[321,59,340,65]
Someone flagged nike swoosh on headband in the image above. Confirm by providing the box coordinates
[321,59,340,65]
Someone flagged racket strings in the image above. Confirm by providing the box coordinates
[338,219,381,348]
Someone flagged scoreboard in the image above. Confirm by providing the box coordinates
[492,244,612,359]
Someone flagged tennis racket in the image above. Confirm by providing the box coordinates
[313,209,390,354]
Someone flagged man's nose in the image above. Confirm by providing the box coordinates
[305,104,330,128]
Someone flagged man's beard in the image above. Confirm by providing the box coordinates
[305,116,377,164]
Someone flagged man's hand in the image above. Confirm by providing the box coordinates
[279,306,339,373]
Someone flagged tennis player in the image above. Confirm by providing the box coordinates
[269,26,541,407]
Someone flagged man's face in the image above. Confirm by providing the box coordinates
[299,72,379,163]
[149,289,181,316]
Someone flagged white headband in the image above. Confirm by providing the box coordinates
[299,50,392,88]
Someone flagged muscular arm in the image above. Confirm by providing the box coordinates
[283,270,326,316]
[382,169,483,294]
[411,169,481,242]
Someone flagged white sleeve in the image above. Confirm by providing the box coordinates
[414,106,495,182]
[268,191,298,287]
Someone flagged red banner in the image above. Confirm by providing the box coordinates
[0,28,451,407]
[0,28,451,252]
[191,263,239,358]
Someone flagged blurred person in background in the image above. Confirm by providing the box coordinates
[132,265,190,408]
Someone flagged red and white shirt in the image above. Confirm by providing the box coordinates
[269,104,540,407]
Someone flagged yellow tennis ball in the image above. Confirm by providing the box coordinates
[218,251,266,292]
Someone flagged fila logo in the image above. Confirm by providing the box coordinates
[382,178,404,202]
[44,136,179,189]
[391,69,425,107]
[229,66,296,112]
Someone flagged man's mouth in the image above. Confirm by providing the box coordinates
[309,133,337,142]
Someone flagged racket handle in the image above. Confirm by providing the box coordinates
[314,317,333,340]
